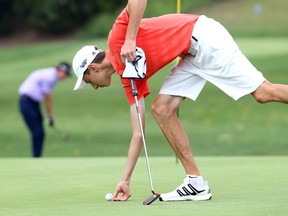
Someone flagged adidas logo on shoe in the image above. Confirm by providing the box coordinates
[159,176,212,201]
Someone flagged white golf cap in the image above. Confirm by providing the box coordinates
[72,45,102,90]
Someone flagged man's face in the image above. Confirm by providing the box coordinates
[58,70,69,81]
[82,64,112,90]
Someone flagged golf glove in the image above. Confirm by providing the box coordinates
[48,117,54,127]
[122,47,146,79]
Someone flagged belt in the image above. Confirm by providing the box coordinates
[188,36,199,56]
[192,36,198,42]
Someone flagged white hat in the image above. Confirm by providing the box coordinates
[72,45,102,90]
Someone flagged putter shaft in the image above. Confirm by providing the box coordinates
[130,79,159,204]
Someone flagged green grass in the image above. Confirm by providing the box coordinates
[1,1,288,215]
[1,37,288,157]
[1,157,288,216]
[1,0,288,157]
[191,0,288,37]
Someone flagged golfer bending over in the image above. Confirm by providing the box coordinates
[72,0,288,202]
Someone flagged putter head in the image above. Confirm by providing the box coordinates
[143,192,160,205]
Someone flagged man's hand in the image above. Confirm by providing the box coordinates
[122,47,146,79]
[112,180,131,201]
[48,117,54,127]
[121,39,137,63]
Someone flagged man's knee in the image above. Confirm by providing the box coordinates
[252,81,274,103]
[151,99,177,120]
[252,91,268,103]
[151,100,168,119]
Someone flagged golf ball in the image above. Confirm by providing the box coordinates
[105,193,113,201]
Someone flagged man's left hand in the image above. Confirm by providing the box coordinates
[48,117,55,127]
[121,39,137,63]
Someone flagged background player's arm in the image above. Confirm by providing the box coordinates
[44,94,54,127]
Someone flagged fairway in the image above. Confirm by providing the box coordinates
[1,157,288,216]
[1,37,288,157]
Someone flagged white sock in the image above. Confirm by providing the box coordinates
[187,175,204,187]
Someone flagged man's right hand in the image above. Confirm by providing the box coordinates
[112,180,131,201]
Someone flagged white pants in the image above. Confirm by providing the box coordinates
[159,15,266,101]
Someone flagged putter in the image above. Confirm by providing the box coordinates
[130,79,160,205]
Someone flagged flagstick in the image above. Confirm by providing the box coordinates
[175,0,181,164]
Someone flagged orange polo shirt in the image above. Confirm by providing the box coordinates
[106,8,199,105]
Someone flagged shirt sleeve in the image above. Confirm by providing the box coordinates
[121,78,150,106]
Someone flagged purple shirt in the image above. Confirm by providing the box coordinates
[18,67,58,102]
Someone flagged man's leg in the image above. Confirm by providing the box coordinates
[151,94,200,176]
[252,80,288,103]
[31,117,45,157]
[151,94,211,201]
[19,97,45,157]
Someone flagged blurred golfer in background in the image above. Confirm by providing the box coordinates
[72,0,288,202]
[18,62,71,157]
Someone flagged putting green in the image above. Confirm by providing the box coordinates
[1,157,288,216]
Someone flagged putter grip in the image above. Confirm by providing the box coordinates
[130,79,138,97]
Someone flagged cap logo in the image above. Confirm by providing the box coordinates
[80,59,87,68]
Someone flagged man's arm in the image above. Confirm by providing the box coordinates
[113,97,145,201]
[121,0,147,63]
[44,94,54,127]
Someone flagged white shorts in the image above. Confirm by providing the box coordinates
[159,15,266,101]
